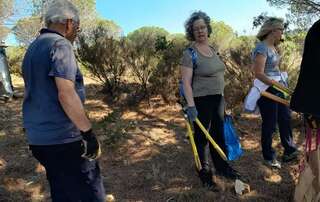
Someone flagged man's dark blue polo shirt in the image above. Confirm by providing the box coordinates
[22,29,84,145]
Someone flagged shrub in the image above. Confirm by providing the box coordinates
[221,36,256,109]
[278,34,304,90]
[149,35,188,103]
[126,36,159,97]
[77,25,128,96]
[6,46,26,76]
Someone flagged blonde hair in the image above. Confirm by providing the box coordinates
[256,17,284,41]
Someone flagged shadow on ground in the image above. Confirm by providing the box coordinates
[0,82,305,201]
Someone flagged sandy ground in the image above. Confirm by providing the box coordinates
[0,76,305,202]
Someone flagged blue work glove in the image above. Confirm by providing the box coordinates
[81,129,101,160]
[186,106,198,122]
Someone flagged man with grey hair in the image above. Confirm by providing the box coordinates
[22,1,105,201]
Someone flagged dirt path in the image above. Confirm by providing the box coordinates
[0,77,304,202]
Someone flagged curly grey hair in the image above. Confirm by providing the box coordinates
[44,0,79,27]
[184,11,212,41]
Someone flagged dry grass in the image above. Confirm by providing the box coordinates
[0,76,304,202]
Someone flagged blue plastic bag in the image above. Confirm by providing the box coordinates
[224,115,243,161]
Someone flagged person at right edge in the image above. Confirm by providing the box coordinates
[22,1,105,201]
[180,11,240,190]
[290,20,320,131]
[251,17,298,169]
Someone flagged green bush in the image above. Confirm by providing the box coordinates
[149,35,188,103]
[126,27,169,97]
[6,46,26,76]
[76,22,305,109]
[278,32,305,90]
[77,25,128,95]
[220,36,256,109]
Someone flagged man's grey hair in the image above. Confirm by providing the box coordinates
[44,0,80,27]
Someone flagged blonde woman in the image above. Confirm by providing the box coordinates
[252,17,298,169]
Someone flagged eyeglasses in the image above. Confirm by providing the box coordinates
[193,25,207,33]
[274,28,284,32]
[71,21,81,33]
[64,19,80,32]
[74,24,81,33]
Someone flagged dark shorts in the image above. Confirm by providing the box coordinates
[30,141,105,202]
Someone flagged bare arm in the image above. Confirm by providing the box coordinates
[55,77,91,132]
[252,54,274,86]
[181,66,195,106]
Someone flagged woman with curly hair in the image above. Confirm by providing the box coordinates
[180,11,240,189]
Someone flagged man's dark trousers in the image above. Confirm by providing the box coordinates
[30,140,105,202]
